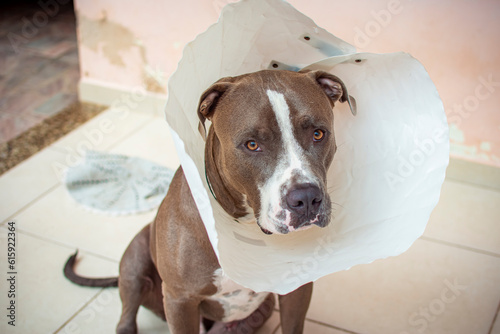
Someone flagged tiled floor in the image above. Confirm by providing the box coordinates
[0,0,79,144]
[0,107,499,334]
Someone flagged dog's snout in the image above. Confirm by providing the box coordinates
[286,184,322,218]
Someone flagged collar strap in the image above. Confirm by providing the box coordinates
[205,166,218,201]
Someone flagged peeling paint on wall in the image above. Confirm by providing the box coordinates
[142,64,166,94]
[77,11,166,94]
[449,124,465,144]
[449,123,500,166]
[449,119,500,166]
[480,141,492,151]
[450,141,499,166]
[78,12,146,67]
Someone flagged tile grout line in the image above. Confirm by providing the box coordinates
[488,299,500,334]
[1,182,61,225]
[12,227,120,264]
[420,235,500,258]
[1,179,121,264]
[48,109,157,156]
[304,318,361,334]
[106,115,158,151]
[65,247,121,264]
[52,288,106,334]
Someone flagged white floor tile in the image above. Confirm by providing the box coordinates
[425,179,500,255]
[50,108,153,158]
[0,227,116,334]
[14,185,156,261]
[307,239,500,334]
[56,289,169,334]
[110,117,180,170]
[0,148,66,222]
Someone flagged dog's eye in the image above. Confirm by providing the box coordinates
[313,129,325,142]
[245,140,261,151]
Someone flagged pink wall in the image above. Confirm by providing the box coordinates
[74,0,500,168]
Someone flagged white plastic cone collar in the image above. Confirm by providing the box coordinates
[164,0,449,294]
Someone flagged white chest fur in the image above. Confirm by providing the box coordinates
[209,269,270,322]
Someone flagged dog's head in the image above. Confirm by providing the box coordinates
[198,70,355,235]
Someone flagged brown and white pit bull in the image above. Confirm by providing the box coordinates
[64,69,355,334]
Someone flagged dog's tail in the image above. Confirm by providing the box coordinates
[64,250,118,287]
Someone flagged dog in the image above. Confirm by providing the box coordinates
[64,69,356,334]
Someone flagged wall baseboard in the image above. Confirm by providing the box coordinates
[78,78,167,119]
[447,157,500,191]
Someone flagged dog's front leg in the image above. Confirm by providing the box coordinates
[162,283,201,334]
[278,282,313,334]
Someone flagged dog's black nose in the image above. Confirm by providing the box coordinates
[286,184,322,218]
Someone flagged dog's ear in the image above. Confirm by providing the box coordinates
[197,78,235,139]
[303,70,357,116]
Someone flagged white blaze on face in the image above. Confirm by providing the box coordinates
[258,90,318,233]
